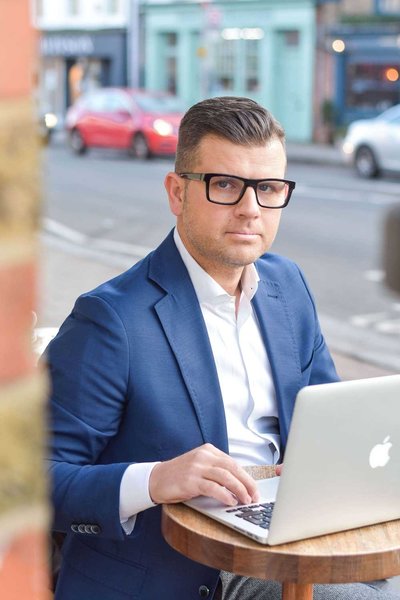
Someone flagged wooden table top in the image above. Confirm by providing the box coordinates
[162,466,400,585]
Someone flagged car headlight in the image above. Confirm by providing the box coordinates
[153,118,173,136]
[44,112,58,129]
[342,141,354,155]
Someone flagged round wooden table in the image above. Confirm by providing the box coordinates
[162,467,400,600]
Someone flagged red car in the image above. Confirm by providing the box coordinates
[65,88,184,159]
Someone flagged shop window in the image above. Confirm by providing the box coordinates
[68,59,103,105]
[346,62,400,111]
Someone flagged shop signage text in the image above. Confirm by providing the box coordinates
[41,35,95,57]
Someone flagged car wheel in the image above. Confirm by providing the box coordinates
[354,145,379,178]
[130,133,151,160]
[69,129,87,155]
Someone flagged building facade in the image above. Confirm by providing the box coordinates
[142,0,320,142]
[327,0,400,125]
[33,0,130,124]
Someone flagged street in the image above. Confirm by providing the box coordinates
[40,143,400,371]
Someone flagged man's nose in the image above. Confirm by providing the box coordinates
[234,185,261,217]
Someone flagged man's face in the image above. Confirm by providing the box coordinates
[166,134,287,281]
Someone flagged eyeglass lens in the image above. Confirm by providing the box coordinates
[208,176,289,207]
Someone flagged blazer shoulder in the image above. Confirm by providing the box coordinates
[78,253,154,309]
[256,252,304,283]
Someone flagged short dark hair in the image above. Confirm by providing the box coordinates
[175,96,285,172]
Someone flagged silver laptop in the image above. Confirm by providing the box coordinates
[185,375,400,545]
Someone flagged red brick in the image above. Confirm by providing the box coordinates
[0,0,37,98]
[0,530,51,600]
[0,260,36,381]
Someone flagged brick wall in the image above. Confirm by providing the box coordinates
[0,1,50,598]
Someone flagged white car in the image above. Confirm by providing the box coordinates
[342,104,400,178]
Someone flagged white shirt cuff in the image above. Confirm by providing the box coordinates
[119,462,159,533]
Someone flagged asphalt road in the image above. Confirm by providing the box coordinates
[41,143,400,370]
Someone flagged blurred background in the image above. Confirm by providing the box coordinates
[33,0,400,377]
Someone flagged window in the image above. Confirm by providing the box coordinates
[162,33,178,94]
[346,62,400,110]
[67,0,79,16]
[245,40,260,92]
[107,0,119,13]
[36,0,44,17]
[213,34,262,94]
[214,39,236,92]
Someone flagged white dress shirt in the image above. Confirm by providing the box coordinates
[119,229,280,531]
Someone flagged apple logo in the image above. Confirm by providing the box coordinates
[369,436,392,469]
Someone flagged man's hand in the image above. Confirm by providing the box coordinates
[149,443,259,506]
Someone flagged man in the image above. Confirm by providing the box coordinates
[47,97,399,599]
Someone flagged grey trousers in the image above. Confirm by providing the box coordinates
[220,572,400,599]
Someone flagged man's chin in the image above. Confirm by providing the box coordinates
[224,249,266,267]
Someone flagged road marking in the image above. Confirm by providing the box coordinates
[350,312,388,328]
[375,319,400,334]
[44,217,86,244]
[43,217,152,258]
[364,270,385,282]
[350,308,400,335]
[295,185,399,205]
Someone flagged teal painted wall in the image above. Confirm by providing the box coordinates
[142,0,316,141]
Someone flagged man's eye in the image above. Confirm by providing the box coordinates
[258,184,272,193]
[216,179,234,189]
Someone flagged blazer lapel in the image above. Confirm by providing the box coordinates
[149,233,229,452]
[252,277,302,448]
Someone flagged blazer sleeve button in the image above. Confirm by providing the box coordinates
[84,525,93,534]
[71,524,79,533]
[199,585,210,597]
[90,524,101,534]
[78,524,86,533]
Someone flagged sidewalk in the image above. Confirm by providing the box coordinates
[286,141,344,167]
[52,130,345,168]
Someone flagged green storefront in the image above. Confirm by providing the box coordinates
[141,0,317,141]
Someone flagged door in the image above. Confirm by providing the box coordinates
[272,30,305,141]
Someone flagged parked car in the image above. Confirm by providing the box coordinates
[65,88,185,159]
[342,104,400,178]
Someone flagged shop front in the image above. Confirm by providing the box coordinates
[142,0,317,142]
[329,23,400,124]
[38,30,127,126]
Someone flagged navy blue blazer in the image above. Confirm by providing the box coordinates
[48,230,339,600]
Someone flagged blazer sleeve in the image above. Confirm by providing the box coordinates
[295,263,340,386]
[47,294,133,541]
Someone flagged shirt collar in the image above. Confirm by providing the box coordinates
[173,228,259,304]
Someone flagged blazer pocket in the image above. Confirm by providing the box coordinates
[300,351,314,383]
[64,538,147,598]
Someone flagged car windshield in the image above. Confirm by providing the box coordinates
[132,93,184,113]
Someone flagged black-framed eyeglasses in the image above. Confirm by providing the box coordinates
[179,173,296,208]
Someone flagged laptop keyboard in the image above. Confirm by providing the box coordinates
[225,502,275,530]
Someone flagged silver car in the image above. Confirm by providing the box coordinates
[342,104,400,178]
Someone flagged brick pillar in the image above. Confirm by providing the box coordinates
[0,1,50,599]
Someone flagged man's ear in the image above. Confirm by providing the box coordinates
[165,172,185,216]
